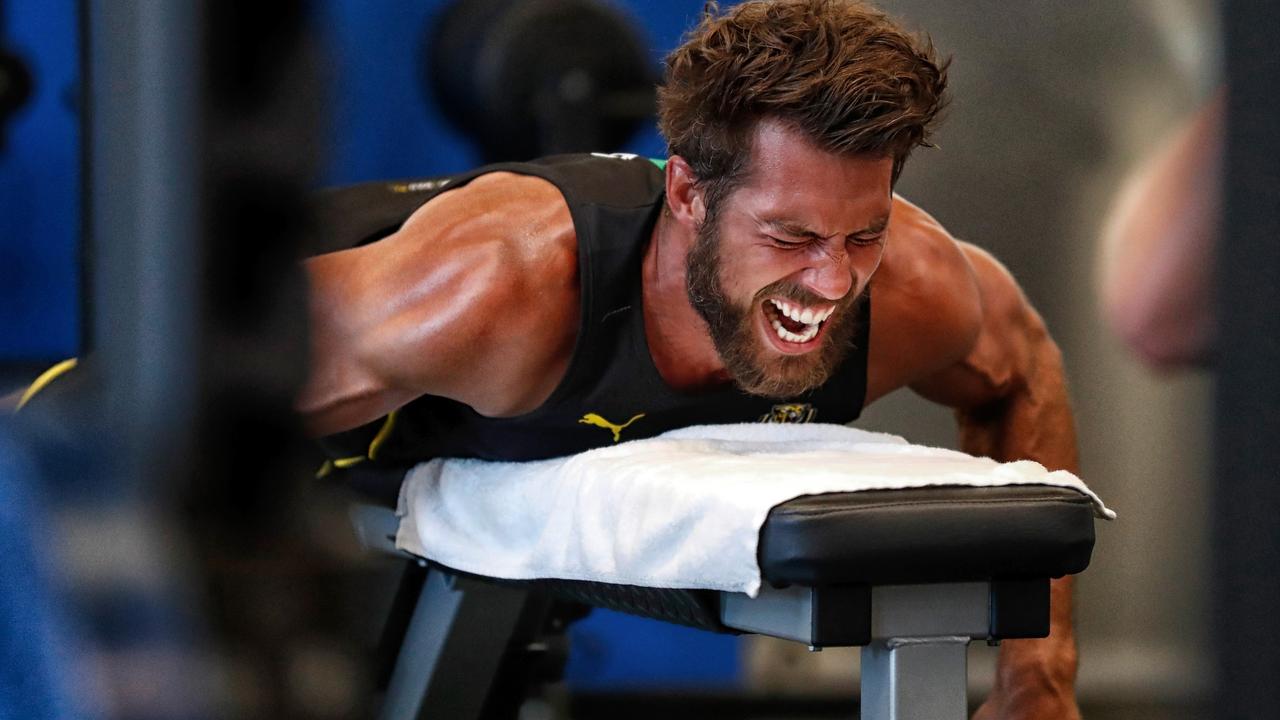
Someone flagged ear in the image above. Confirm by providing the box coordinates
[664,156,706,229]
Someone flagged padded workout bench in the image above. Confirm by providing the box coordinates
[351,483,1097,720]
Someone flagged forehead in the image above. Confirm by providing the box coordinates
[731,120,894,228]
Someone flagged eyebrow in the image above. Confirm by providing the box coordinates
[763,216,889,240]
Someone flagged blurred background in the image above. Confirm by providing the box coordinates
[0,0,1245,718]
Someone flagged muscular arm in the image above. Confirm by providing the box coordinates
[912,244,1081,719]
[298,173,579,436]
[868,209,1082,718]
[912,245,1079,474]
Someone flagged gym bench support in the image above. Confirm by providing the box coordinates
[378,559,1051,720]
[721,580,1049,720]
[381,569,546,720]
[352,481,1092,720]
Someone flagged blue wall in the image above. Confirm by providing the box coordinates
[0,1,80,365]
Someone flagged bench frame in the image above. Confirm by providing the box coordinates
[353,504,1051,720]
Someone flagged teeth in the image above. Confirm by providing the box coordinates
[768,299,834,328]
[771,318,819,344]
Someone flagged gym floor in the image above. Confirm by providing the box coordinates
[565,693,1208,720]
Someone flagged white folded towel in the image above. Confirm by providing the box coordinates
[395,423,1115,597]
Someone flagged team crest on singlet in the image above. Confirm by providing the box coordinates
[759,404,818,423]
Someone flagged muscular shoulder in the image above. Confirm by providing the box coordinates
[303,172,580,430]
[393,172,580,415]
[865,197,984,404]
[398,172,577,288]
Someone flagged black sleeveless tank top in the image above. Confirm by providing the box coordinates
[316,153,871,497]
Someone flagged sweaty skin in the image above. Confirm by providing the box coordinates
[300,120,1083,720]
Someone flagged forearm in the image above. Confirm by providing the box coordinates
[956,342,1082,699]
[955,337,1079,476]
[990,577,1077,695]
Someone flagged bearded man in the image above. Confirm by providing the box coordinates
[300,1,1083,717]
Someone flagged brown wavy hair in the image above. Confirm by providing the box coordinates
[658,0,948,208]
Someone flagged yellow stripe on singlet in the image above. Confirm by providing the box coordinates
[16,358,79,411]
[315,410,399,479]
[367,410,398,460]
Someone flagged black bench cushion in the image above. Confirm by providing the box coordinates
[757,485,1097,587]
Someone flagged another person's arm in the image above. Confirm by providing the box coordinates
[1098,91,1224,369]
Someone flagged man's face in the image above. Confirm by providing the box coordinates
[685,121,894,398]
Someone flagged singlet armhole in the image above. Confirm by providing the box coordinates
[473,158,667,421]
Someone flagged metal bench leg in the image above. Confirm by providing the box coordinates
[861,637,970,720]
[379,568,531,720]
[722,581,1042,720]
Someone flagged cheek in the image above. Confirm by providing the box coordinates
[752,248,815,288]
[721,250,775,298]
[851,246,886,283]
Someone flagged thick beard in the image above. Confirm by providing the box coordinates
[685,215,864,399]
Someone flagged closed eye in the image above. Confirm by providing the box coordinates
[768,235,809,249]
[849,234,884,247]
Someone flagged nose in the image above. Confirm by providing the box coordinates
[802,244,855,300]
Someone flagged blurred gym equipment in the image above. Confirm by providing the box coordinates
[0,3,32,151]
[427,0,656,161]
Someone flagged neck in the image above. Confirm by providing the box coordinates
[642,211,733,391]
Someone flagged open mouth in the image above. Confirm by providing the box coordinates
[762,297,834,347]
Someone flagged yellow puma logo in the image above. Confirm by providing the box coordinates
[578,412,645,442]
